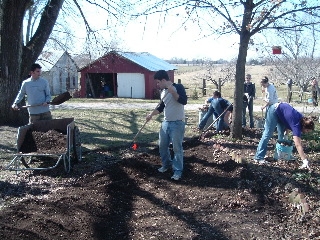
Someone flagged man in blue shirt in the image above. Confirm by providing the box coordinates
[12,63,52,123]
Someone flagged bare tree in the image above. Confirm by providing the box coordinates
[0,0,129,125]
[0,0,64,125]
[263,26,320,102]
[134,0,320,138]
[202,61,236,93]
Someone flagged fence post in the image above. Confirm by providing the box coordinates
[218,78,222,93]
[202,79,206,96]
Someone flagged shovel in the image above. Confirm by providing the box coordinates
[130,91,169,150]
[21,91,72,108]
[131,120,149,150]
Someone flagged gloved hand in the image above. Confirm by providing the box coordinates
[11,103,19,111]
[299,159,310,170]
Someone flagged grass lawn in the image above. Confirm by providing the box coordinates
[52,108,199,152]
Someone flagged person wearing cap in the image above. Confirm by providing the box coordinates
[254,102,314,169]
[260,76,278,114]
[146,70,187,181]
[11,63,52,123]
[242,74,256,128]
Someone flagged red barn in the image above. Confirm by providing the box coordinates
[79,51,177,99]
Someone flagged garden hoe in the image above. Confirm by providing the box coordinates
[130,91,169,151]
[20,91,72,108]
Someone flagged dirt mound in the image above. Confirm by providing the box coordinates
[0,128,319,239]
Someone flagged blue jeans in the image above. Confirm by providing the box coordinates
[159,120,185,175]
[242,99,254,128]
[254,104,286,160]
[198,106,218,130]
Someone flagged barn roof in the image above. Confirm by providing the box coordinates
[80,51,177,71]
[116,52,177,71]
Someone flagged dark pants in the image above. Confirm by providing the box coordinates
[242,99,254,128]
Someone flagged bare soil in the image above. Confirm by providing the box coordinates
[0,126,320,240]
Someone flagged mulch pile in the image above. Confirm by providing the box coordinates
[19,129,67,153]
[0,126,319,239]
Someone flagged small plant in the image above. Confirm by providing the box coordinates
[192,88,199,100]
[292,172,311,182]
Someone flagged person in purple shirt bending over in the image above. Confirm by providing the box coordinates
[254,102,314,169]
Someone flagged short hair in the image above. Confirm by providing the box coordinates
[30,63,42,72]
[261,76,269,84]
[154,70,169,81]
[301,117,315,131]
[246,74,251,78]
[213,91,221,98]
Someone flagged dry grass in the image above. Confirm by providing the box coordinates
[174,64,311,104]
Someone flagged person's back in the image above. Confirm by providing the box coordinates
[198,91,232,131]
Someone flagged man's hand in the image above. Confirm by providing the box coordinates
[299,159,310,170]
[11,104,19,111]
[166,84,176,94]
[146,114,153,122]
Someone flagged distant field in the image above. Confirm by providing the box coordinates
[173,64,311,104]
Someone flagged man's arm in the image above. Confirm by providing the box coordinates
[173,84,187,105]
[44,80,51,103]
[12,82,26,109]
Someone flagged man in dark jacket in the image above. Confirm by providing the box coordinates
[243,74,256,128]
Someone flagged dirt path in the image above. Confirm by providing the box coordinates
[53,101,319,114]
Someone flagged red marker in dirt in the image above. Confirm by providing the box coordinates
[132,143,138,150]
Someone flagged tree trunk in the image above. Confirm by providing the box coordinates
[0,0,31,126]
[230,1,253,139]
[231,37,249,139]
[0,0,64,126]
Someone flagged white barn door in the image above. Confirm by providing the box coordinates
[117,73,145,98]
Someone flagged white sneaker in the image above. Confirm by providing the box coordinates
[171,172,182,181]
[158,166,168,173]
[254,159,269,165]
